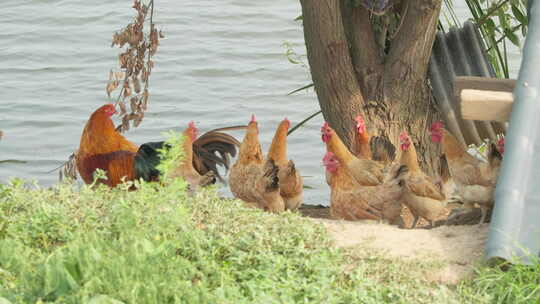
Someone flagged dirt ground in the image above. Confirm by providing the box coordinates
[299,204,490,285]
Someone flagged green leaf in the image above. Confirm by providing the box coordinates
[511,4,527,25]
[485,18,497,36]
[0,297,12,304]
[288,110,322,136]
[287,83,314,96]
[294,15,303,21]
[504,28,520,46]
[88,295,125,304]
[497,8,509,29]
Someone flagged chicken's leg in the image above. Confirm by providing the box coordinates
[410,215,420,229]
[477,206,488,227]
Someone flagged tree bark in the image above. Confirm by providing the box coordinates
[300,0,443,175]
[341,3,384,101]
[300,0,366,147]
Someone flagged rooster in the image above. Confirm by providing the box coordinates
[266,118,303,211]
[321,122,385,186]
[323,151,407,224]
[398,131,446,228]
[430,121,503,226]
[76,103,243,187]
[229,115,285,212]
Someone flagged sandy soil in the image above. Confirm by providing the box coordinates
[298,205,490,285]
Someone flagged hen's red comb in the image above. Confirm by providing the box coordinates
[323,151,335,162]
[250,114,256,123]
[430,121,444,130]
[399,131,409,140]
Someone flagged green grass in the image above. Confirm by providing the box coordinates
[1,180,539,303]
[0,132,539,303]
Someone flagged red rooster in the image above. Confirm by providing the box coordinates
[76,103,244,187]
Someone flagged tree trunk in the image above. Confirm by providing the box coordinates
[300,0,443,175]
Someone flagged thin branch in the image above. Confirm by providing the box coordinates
[486,23,523,52]
[145,0,154,91]
[476,0,511,27]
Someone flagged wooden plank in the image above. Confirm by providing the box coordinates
[454,76,517,94]
[453,76,515,136]
[461,89,514,122]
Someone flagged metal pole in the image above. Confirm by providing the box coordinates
[486,0,540,264]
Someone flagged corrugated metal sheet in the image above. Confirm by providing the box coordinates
[428,20,506,146]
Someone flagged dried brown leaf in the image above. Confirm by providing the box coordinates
[115,72,125,80]
[130,97,138,112]
[124,87,132,98]
[141,67,148,83]
[142,89,149,110]
[119,101,127,115]
[106,81,119,98]
[119,54,127,68]
[134,112,144,127]
[122,115,131,132]
[132,76,141,93]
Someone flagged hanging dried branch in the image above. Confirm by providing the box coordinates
[59,0,162,181]
[108,0,162,133]
[60,152,78,182]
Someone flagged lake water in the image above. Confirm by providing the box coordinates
[0,0,521,204]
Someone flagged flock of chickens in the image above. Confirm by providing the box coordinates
[76,104,505,229]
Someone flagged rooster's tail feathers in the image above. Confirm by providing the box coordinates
[134,141,169,181]
[200,171,217,187]
[193,128,244,182]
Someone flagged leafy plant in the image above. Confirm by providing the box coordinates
[107,0,163,133]
[442,0,528,78]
